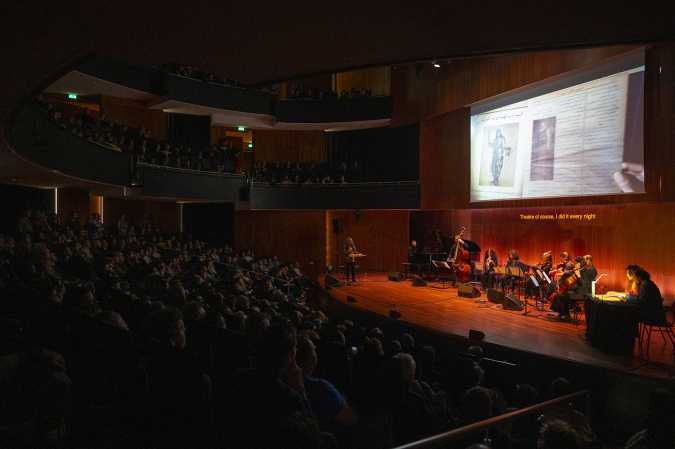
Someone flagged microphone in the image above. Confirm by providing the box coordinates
[591,273,607,298]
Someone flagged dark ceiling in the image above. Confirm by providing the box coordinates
[2,1,675,123]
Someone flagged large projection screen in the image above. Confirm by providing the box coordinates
[470,51,645,202]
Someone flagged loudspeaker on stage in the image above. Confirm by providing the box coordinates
[388,272,404,282]
[325,274,342,288]
[458,283,481,298]
[503,294,524,311]
[411,275,427,287]
[487,288,505,304]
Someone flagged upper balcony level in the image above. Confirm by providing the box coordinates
[47,58,392,131]
[8,102,419,209]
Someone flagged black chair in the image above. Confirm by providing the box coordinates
[638,306,675,361]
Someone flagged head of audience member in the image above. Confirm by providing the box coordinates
[514,383,539,408]
[296,335,319,377]
[400,333,415,353]
[537,419,580,449]
[147,307,186,351]
[256,322,298,379]
[462,386,493,424]
[550,377,572,398]
[96,310,129,332]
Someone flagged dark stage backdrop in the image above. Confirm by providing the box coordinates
[183,203,234,246]
[327,124,419,182]
[0,184,54,234]
[168,113,211,150]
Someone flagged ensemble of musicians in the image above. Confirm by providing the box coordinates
[343,228,667,328]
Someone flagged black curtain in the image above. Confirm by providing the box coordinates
[182,203,234,246]
[0,184,54,234]
[167,113,211,150]
[327,124,419,182]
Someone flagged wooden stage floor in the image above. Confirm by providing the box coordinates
[323,272,674,379]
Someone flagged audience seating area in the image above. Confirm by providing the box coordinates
[38,98,239,174]
[1,207,667,449]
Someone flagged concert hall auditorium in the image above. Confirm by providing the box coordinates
[2,3,675,449]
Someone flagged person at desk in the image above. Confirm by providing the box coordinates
[625,265,666,325]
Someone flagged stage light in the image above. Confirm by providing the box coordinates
[248,143,253,149]
[432,62,441,68]
[237,126,246,132]
[67,93,77,100]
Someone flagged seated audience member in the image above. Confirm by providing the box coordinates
[384,353,446,445]
[625,389,675,449]
[542,378,597,448]
[296,336,356,431]
[538,419,581,449]
[228,322,315,449]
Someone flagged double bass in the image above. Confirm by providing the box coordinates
[448,227,473,283]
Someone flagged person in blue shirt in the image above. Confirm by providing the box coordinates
[296,335,357,431]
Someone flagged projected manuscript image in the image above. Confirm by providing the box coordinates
[530,117,556,181]
[470,60,645,202]
[479,124,519,187]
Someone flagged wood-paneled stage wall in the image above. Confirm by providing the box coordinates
[326,210,409,274]
[411,203,675,301]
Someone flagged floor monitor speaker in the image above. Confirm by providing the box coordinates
[325,274,342,288]
[411,275,427,287]
[487,288,505,304]
[388,272,404,282]
[458,283,481,298]
[503,294,524,311]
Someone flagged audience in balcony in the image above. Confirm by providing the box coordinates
[162,62,243,89]
[0,207,642,449]
[251,160,367,184]
[287,83,374,101]
[39,98,240,174]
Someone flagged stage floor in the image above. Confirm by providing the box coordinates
[323,272,673,379]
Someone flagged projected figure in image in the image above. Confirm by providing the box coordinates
[489,128,512,185]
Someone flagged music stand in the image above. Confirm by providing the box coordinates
[431,260,453,288]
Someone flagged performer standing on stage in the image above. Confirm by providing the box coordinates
[344,236,358,284]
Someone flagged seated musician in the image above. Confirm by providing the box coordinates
[550,256,582,320]
[539,251,553,274]
[408,240,419,263]
[344,236,358,284]
[625,265,667,325]
[482,248,499,289]
[552,255,599,321]
[503,250,526,292]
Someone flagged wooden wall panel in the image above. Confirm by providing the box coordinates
[392,45,641,125]
[436,202,675,301]
[100,96,167,141]
[252,130,327,162]
[326,210,409,273]
[57,188,92,225]
[234,210,326,279]
[419,108,470,209]
[103,198,179,234]
[336,66,391,96]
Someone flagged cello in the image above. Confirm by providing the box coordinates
[547,261,584,303]
[448,227,472,283]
